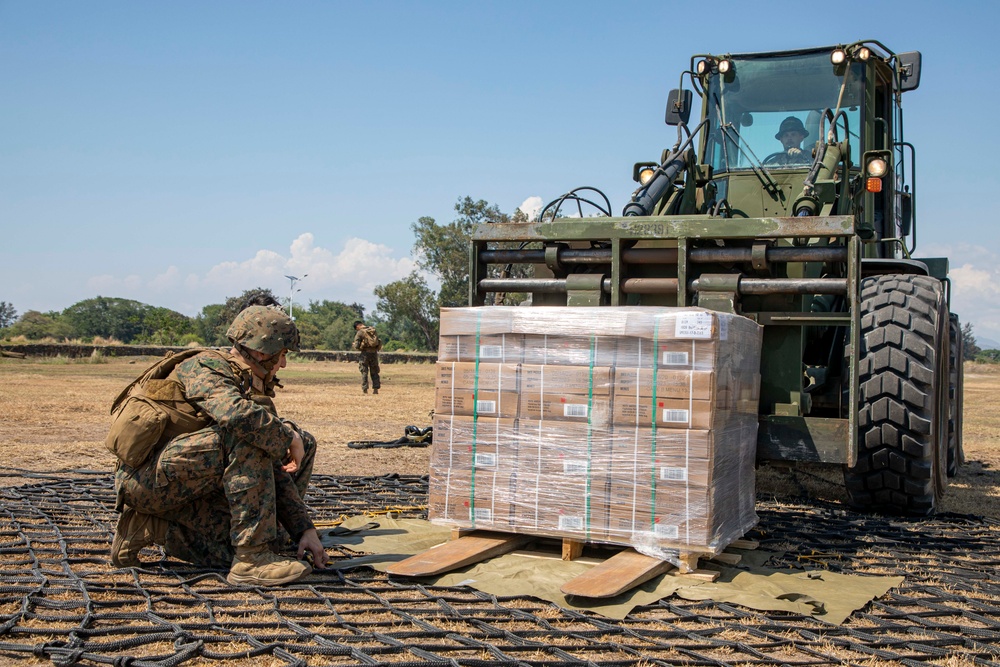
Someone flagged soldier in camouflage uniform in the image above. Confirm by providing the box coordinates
[110,306,329,586]
[352,319,382,394]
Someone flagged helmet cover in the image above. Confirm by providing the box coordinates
[226,305,301,354]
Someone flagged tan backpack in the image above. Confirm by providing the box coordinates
[358,326,382,352]
[105,348,225,467]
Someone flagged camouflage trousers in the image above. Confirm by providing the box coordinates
[358,351,380,391]
[115,426,317,568]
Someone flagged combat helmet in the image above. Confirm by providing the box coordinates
[227,306,300,355]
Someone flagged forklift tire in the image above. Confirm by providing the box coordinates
[947,313,965,477]
[844,275,949,516]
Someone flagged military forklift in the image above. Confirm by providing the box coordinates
[468,41,963,516]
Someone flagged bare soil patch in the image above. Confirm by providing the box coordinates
[1,355,997,518]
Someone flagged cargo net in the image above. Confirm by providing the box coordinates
[2,470,999,666]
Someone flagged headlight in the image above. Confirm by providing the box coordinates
[639,167,657,185]
[831,49,847,65]
[856,46,871,61]
[867,158,888,177]
[717,59,732,74]
[696,59,711,75]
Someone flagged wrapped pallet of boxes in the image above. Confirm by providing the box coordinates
[428,306,762,559]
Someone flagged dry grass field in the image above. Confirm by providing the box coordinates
[1,354,998,518]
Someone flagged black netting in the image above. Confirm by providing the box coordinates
[2,470,999,666]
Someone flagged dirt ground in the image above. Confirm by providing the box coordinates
[1,355,998,518]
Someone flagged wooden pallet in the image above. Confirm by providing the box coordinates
[385,530,759,598]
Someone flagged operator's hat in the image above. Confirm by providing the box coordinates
[775,116,809,140]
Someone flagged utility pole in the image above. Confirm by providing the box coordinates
[284,274,308,319]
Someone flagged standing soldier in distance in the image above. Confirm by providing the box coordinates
[109,305,329,586]
[352,319,382,394]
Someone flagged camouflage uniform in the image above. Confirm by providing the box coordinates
[114,350,316,568]
[352,326,381,393]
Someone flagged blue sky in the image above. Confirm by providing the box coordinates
[3,1,1000,343]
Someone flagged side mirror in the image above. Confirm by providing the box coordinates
[665,89,692,126]
[898,191,912,237]
[897,51,922,92]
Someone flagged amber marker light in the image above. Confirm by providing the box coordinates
[866,177,883,193]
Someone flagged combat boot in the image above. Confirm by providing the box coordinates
[227,546,312,586]
[111,507,168,567]
[372,388,379,395]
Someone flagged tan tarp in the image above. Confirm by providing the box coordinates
[321,515,902,624]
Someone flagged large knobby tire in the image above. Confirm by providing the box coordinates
[947,313,965,477]
[844,275,949,516]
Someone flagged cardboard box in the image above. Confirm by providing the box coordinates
[438,334,523,363]
[609,426,713,461]
[519,393,611,425]
[440,307,516,336]
[521,334,619,367]
[608,457,711,489]
[515,419,611,469]
[612,396,714,429]
[435,362,519,392]
[435,389,520,418]
[521,364,612,395]
[512,472,609,541]
[614,338,721,370]
[431,416,518,472]
[613,368,715,400]
[427,468,517,529]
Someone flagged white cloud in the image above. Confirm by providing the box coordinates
[86,274,117,293]
[81,233,417,315]
[518,196,543,220]
[928,243,1000,343]
[149,266,182,291]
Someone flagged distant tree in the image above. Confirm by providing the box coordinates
[6,310,74,340]
[194,304,225,346]
[411,197,511,308]
[0,301,16,329]
[374,272,439,350]
[62,297,148,342]
[294,300,365,350]
[134,307,197,345]
[975,349,1000,364]
[962,322,981,361]
[60,297,194,344]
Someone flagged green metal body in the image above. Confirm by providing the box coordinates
[468,43,948,469]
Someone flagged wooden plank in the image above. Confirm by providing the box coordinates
[560,548,675,598]
[562,539,584,561]
[386,531,531,577]
[679,568,720,582]
[677,552,702,573]
[513,549,603,565]
[710,552,742,566]
[729,538,760,550]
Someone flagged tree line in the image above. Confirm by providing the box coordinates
[0,197,521,352]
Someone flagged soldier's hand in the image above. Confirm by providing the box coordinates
[282,431,305,473]
[787,147,802,156]
[297,528,329,569]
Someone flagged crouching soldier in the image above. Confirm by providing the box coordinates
[107,305,329,586]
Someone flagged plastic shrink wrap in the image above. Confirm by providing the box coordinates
[430,306,763,562]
